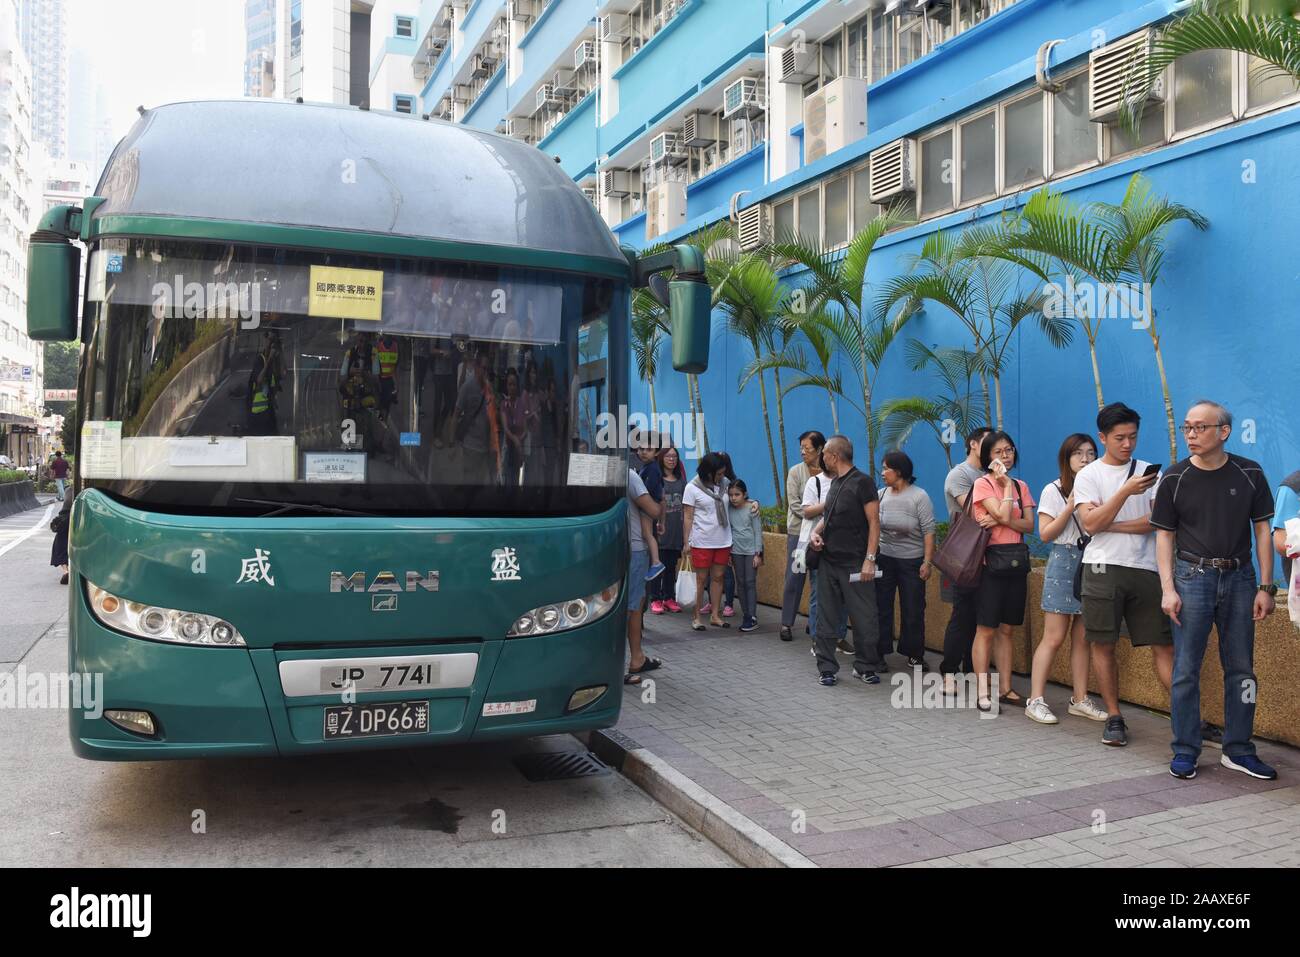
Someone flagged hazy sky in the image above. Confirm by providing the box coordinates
[68,0,246,146]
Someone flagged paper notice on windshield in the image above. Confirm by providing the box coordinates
[167,437,247,468]
[308,265,384,322]
[80,421,123,479]
[568,453,623,487]
[303,452,367,483]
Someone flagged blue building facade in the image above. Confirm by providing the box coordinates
[373,0,1300,569]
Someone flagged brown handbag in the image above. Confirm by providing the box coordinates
[932,484,990,589]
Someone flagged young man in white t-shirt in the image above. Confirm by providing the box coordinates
[1073,403,1172,748]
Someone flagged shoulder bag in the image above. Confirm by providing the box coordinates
[931,481,990,589]
[984,479,1030,577]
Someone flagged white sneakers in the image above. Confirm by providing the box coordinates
[1068,696,1108,722]
[1025,697,1058,724]
[1026,695,1108,725]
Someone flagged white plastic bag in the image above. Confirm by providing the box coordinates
[675,567,697,607]
[1287,518,1300,629]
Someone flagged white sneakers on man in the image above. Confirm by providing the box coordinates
[1025,697,1058,724]
[1068,696,1108,721]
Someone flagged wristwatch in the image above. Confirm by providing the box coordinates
[1259,583,1278,597]
[865,553,876,562]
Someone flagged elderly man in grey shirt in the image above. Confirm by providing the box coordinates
[780,431,827,641]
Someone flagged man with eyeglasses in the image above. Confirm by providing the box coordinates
[1151,401,1277,781]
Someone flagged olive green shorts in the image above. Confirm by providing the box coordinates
[1080,563,1173,647]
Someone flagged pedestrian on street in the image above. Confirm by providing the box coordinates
[625,467,664,685]
[1272,468,1300,585]
[806,436,884,686]
[874,451,936,672]
[50,494,72,586]
[1152,401,1278,781]
[970,431,1035,713]
[632,431,667,582]
[649,445,687,614]
[798,455,849,654]
[1025,433,1108,726]
[727,479,764,632]
[1073,402,1173,748]
[941,426,993,696]
[50,451,69,502]
[780,431,826,641]
[683,452,734,631]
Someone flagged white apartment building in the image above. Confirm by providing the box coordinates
[0,0,43,464]
[275,0,375,106]
[19,0,65,161]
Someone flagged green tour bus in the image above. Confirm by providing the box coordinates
[27,99,711,760]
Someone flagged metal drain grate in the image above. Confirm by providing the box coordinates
[513,750,611,782]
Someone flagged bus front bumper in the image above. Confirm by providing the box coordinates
[69,588,626,761]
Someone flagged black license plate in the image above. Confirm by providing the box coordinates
[322,701,430,740]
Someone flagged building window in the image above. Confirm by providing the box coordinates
[1171,49,1234,136]
[824,175,849,246]
[871,11,894,83]
[1050,70,1098,174]
[958,111,996,204]
[1107,104,1165,158]
[1002,91,1044,189]
[919,129,954,217]
[798,187,820,239]
[395,15,415,39]
[852,166,874,234]
[897,11,926,71]
[775,198,795,239]
[394,94,415,114]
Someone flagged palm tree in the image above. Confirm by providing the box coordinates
[631,288,666,419]
[991,188,1117,409]
[1121,1,1300,132]
[877,341,984,469]
[717,254,789,507]
[1091,174,1209,464]
[772,210,912,472]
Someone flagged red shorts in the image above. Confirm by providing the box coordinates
[690,547,732,569]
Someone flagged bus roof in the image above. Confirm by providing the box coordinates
[91,99,628,272]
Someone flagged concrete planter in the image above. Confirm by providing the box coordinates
[758,531,1300,748]
[0,480,39,518]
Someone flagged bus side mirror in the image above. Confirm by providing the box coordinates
[669,275,711,375]
[27,205,82,342]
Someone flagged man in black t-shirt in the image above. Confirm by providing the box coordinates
[808,436,883,685]
[1151,401,1277,782]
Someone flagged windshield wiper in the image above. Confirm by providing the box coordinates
[233,498,381,518]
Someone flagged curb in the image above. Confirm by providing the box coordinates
[582,727,817,869]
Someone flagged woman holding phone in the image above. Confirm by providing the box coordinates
[970,431,1035,712]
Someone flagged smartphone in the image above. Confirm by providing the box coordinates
[1142,463,1162,478]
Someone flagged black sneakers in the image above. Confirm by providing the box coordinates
[779,626,793,642]
[1102,715,1128,747]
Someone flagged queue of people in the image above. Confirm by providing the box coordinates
[627,397,1286,783]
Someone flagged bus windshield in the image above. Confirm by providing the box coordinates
[79,239,629,516]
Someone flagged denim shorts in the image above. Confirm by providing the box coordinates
[1041,543,1083,615]
[628,548,649,612]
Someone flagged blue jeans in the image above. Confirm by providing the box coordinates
[1170,560,1258,762]
[55,478,65,501]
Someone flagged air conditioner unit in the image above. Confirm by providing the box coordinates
[536,83,562,112]
[507,117,533,141]
[730,118,752,157]
[645,181,688,242]
[779,44,818,85]
[574,40,598,71]
[582,186,598,208]
[682,112,719,148]
[1089,29,1166,123]
[599,14,629,40]
[601,169,637,197]
[471,53,493,78]
[803,76,867,164]
[452,83,472,105]
[650,130,686,166]
[723,76,765,119]
[868,138,917,202]
[737,204,771,252]
[507,0,535,22]
[552,68,576,94]
[492,20,510,48]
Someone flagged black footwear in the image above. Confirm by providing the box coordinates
[1102,715,1128,747]
[739,618,757,633]
[1200,721,1224,749]
[851,670,880,685]
[907,656,930,672]
[779,626,793,642]
[819,673,837,687]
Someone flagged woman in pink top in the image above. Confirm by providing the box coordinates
[971,431,1036,713]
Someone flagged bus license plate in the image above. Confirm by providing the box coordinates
[323,701,430,740]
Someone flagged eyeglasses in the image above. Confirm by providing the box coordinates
[1181,423,1224,436]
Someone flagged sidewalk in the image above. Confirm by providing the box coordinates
[614,601,1300,868]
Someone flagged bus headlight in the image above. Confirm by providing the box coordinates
[507,580,621,637]
[86,582,247,647]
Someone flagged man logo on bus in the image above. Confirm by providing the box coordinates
[491,547,522,582]
[236,548,275,586]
